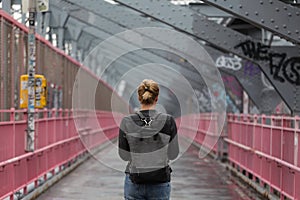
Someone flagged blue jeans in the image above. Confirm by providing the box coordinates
[124,174,171,200]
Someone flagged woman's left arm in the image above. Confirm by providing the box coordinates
[167,116,179,160]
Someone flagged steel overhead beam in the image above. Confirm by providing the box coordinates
[61,0,168,29]
[59,0,261,111]
[115,0,300,114]
[61,0,284,113]
[201,0,300,45]
[59,0,263,112]
[58,0,214,74]
[189,3,233,18]
[55,8,213,87]
[57,0,207,72]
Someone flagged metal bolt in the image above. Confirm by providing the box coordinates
[270,19,274,23]
[261,19,264,23]
[245,12,249,16]
[260,1,263,4]
[296,30,299,34]
[229,5,233,9]
[269,0,273,3]
[275,25,279,29]
[287,31,291,35]
[284,6,287,10]
[288,13,292,17]
[255,11,259,15]
[276,8,280,12]
[239,4,242,8]
[201,31,205,34]
[296,12,300,16]
[283,24,287,28]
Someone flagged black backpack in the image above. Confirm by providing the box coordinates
[125,111,171,183]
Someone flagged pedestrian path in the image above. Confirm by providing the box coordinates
[36,139,259,200]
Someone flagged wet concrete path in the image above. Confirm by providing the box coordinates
[36,140,259,200]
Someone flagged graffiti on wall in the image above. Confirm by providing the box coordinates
[243,61,261,77]
[222,75,242,112]
[215,55,242,71]
[235,40,300,85]
[194,88,211,112]
[212,83,240,113]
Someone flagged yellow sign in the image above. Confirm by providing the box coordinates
[20,74,47,109]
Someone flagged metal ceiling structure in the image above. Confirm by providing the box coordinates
[5,0,300,115]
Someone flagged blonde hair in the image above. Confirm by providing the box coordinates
[137,79,159,105]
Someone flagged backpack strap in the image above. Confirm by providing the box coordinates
[136,111,160,127]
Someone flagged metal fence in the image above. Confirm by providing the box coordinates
[177,113,300,199]
[0,10,128,122]
[226,114,300,200]
[0,109,123,200]
[176,113,226,157]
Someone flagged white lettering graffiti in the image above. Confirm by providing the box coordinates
[216,55,242,71]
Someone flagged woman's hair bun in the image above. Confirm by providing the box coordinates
[138,79,159,105]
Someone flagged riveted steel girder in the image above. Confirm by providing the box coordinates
[55,0,269,112]
[114,0,300,114]
[54,0,293,112]
[201,0,300,45]
[60,0,168,29]
[189,3,233,17]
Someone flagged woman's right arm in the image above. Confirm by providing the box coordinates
[118,118,131,161]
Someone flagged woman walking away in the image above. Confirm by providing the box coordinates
[119,79,179,200]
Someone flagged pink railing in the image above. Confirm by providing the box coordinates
[226,114,300,200]
[0,109,123,200]
[176,113,224,155]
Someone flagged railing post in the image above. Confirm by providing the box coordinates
[10,107,15,121]
[294,116,299,167]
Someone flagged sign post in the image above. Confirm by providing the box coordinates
[25,0,37,152]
